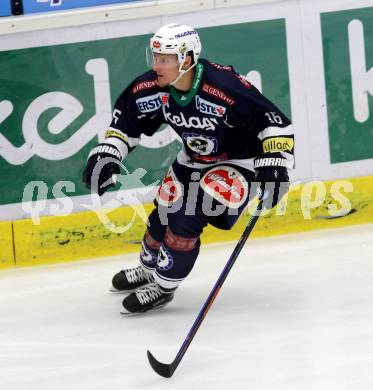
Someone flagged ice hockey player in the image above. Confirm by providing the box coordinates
[82,23,294,314]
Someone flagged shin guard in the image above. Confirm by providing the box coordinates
[140,231,161,275]
[154,228,200,292]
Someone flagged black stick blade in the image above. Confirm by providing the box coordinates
[147,350,175,378]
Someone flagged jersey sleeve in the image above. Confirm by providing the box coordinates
[229,72,295,169]
[102,74,164,160]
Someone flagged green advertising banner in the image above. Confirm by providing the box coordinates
[321,6,373,163]
[0,19,289,208]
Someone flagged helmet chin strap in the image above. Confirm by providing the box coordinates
[169,61,197,87]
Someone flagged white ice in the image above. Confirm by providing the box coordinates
[0,224,373,390]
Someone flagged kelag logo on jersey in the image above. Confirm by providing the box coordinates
[136,93,169,113]
[182,133,218,155]
[195,95,226,117]
[162,106,218,131]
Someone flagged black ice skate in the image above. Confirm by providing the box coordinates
[121,283,174,314]
[111,266,154,292]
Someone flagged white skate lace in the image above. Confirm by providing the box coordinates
[136,283,163,305]
[125,267,146,284]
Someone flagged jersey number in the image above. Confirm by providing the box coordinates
[113,109,122,124]
[265,111,283,125]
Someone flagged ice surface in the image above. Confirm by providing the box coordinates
[0,224,373,390]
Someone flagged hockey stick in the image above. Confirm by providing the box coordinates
[147,198,264,378]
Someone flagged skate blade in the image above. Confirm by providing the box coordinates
[120,301,171,316]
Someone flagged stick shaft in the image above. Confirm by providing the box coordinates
[171,202,262,371]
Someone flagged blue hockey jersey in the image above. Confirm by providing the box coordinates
[104,59,294,172]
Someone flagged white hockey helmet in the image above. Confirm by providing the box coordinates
[148,23,202,84]
[150,23,202,65]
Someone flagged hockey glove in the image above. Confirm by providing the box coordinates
[254,153,290,209]
[82,143,122,196]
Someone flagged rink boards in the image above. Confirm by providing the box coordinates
[1,175,372,269]
[1,0,373,268]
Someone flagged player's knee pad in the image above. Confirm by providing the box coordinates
[200,165,249,209]
[164,226,199,251]
[154,228,200,292]
[139,230,161,273]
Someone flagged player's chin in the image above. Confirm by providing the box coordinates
[157,77,168,88]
